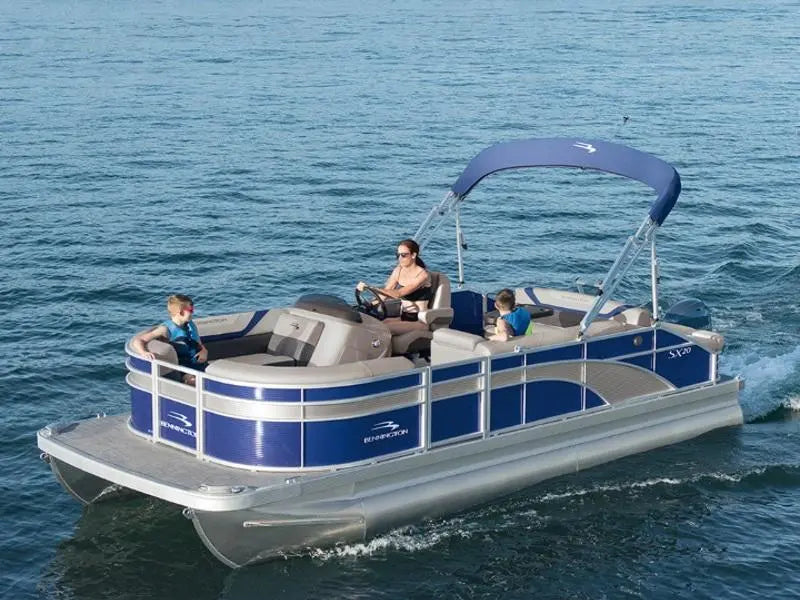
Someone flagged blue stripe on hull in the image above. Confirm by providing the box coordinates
[491,355,524,372]
[203,380,301,402]
[587,331,653,359]
[527,344,582,365]
[656,329,688,349]
[621,353,654,371]
[432,362,481,383]
[304,373,421,402]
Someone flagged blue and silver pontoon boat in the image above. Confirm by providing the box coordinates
[37,138,743,567]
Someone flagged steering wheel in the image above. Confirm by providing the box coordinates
[355,285,388,320]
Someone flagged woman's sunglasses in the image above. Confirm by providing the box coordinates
[396,252,411,258]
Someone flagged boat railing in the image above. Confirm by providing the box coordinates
[125,323,717,471]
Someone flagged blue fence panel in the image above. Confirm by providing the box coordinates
[525,380,582,422]
[304,404,420,467]
[585,388,606,410]
[431,393,481,443]
[204,413,301,468]
[655,346,710,388]
[587,331,654,359]
[159,398,197,450]
[130,387,152,435]
[490,385,523,431]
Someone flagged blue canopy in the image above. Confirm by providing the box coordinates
[450,138,681,226]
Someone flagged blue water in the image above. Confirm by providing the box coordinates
[2,0,799,597]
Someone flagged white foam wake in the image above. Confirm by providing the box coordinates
[308,468,780,561]
[309,521,475,560]
[723,345,800,417]
[785,395,800,411]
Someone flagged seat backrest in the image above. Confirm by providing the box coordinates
[267,313,325,366]
[429,271,451,309]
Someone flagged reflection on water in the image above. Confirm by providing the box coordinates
[41,498,228,600]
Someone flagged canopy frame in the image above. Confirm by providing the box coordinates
[413,138,681,337]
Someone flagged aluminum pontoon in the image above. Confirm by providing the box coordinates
[38,138,743,567]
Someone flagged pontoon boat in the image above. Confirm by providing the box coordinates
[37,138,743,567]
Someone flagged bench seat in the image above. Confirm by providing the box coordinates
[432,320,636,364]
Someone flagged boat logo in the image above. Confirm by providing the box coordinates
[363,420,409,445]
[372,420,400,432]
[573,142,597,154]
[160,411,197,438]
[167,411,193,428]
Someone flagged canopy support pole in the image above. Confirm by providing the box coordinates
[414,192,460,250]
[578,216,658,338]
[454,205,465,288]
[650,232,660,322]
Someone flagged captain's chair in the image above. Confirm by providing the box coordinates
[391,271,454,355]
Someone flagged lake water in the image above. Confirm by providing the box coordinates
[1,1,799,598]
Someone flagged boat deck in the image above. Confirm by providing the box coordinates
[39,414,309,510]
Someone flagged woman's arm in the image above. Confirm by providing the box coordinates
[383,266,400,290]
[356,267,401,296]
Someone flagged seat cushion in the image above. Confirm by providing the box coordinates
[225,353,296,367]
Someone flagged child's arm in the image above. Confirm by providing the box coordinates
[132,324,168,360]
[196,337,208,364]
[489,317,512,342]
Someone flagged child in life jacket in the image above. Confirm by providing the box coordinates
[489,288,532,342]
[132,294,208,384]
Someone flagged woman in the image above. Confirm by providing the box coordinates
[356,239,432,334]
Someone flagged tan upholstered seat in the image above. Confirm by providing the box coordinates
[391,271,454,355]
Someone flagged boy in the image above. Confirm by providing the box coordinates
[132,294,208,384]
[489,288,532,342]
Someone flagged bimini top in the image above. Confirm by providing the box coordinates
[450,138,681,226]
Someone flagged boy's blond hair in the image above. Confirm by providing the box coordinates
[494,288,515,311]
[167,294,193,315]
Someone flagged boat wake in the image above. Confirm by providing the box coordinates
[307,465,800,561]
[785,394,800,411]
[723,345,800,420]
[308,520,478,560]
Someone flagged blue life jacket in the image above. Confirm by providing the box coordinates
[163,319,205,369]
[501,307,532,337]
